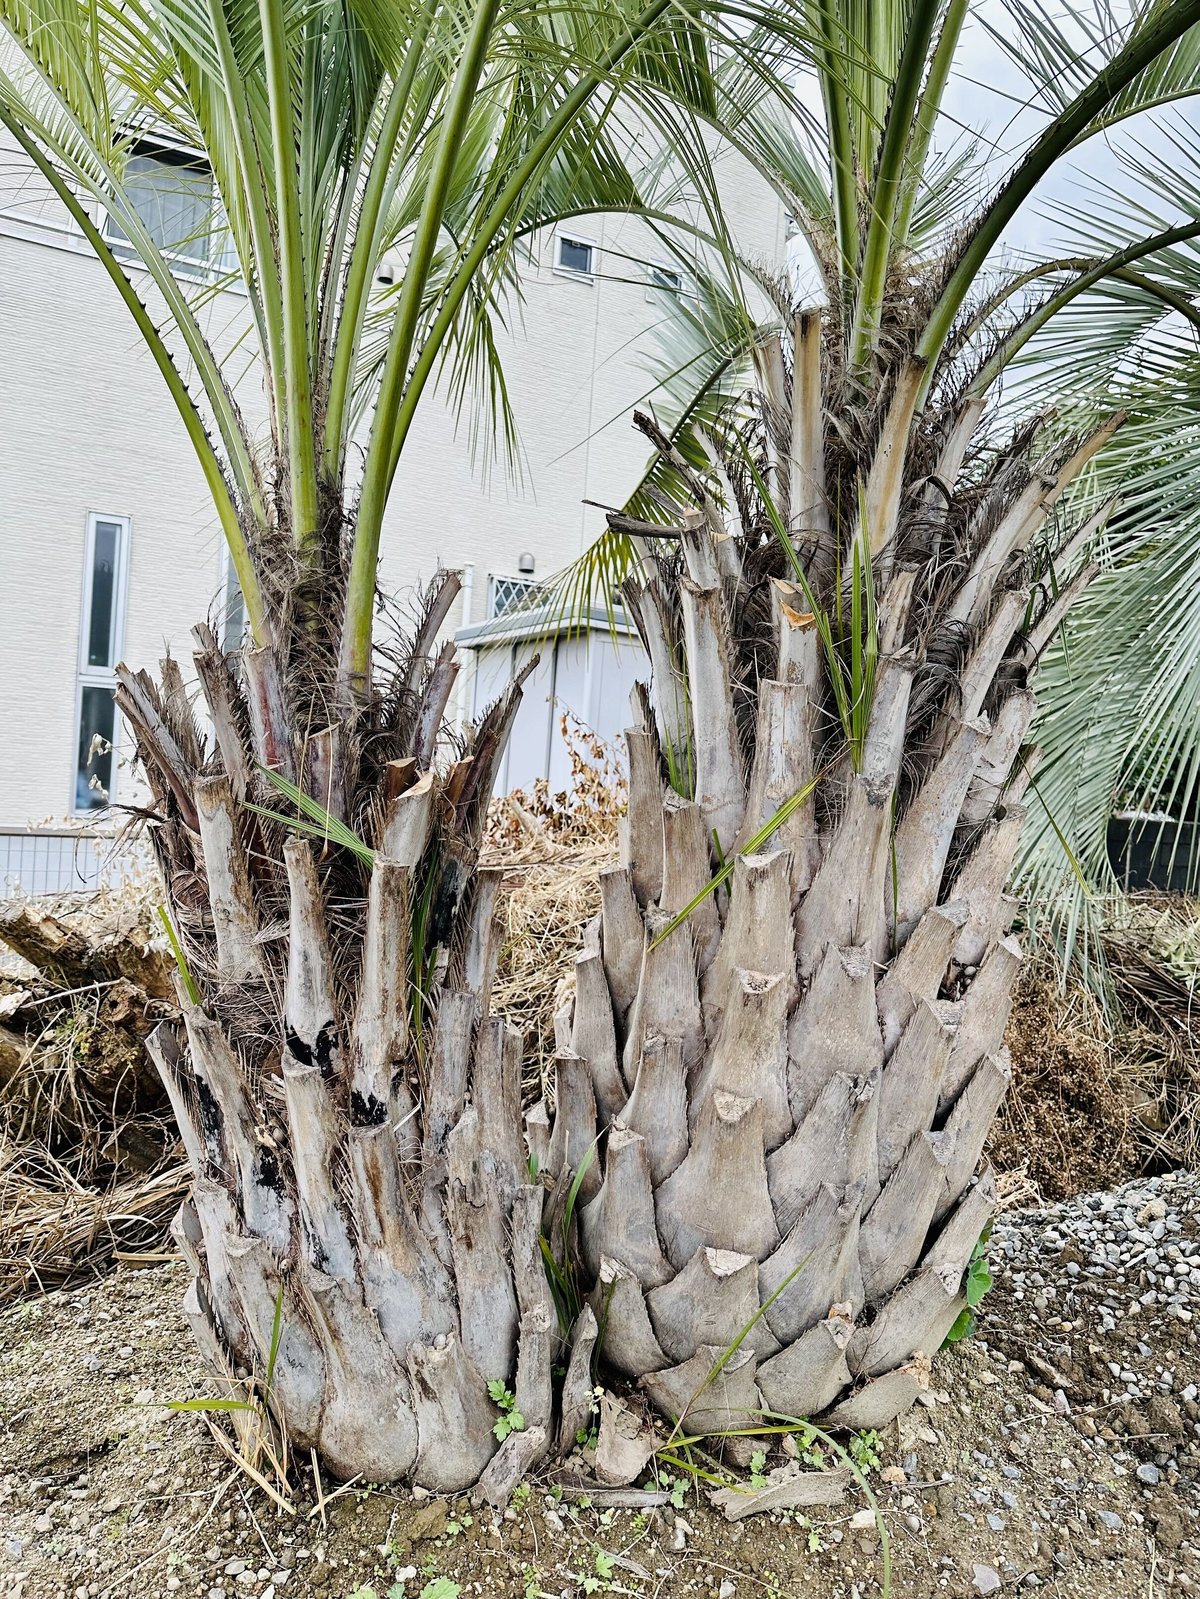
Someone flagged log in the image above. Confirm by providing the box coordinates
[712,1464,852,1520]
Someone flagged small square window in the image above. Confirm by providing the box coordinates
[556,235,595,278]
[647,264,684,301]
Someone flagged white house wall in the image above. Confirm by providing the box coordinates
[0,133,782,828]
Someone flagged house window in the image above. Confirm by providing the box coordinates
[74,514,130,814]
[105,144,220,272]
[555,234,595,279]
[647,263,683,298]
[488,575,539,617]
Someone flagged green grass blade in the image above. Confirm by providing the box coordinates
[650,773,825,950]
[158,905,201,1006]
[250,766,376,866]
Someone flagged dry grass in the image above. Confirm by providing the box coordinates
[992,959,1142,1203]
[483,715,624,1099]
[1103,894,1200,1172]
[0,882,180,1303]
[0,1139,186,1299]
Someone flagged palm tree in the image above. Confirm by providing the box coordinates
[529,0,1200,1446]
[4,0,1200,1493]
[0,0,815,1493]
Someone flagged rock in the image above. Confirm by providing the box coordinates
[972,1564,1002,1596]
[1095,1510,1123,1533]
[1136,1463,1161,1486]
[718,1583,736,1599]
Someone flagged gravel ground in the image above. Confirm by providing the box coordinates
[0,1172,1197,1599]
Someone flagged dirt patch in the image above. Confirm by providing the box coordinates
[1,1177,1197,1599]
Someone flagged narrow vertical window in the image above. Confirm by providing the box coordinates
[74,514,130,814]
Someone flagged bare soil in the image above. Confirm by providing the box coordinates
[1,1176,1198,1599]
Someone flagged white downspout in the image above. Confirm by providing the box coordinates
[454,563,475,732]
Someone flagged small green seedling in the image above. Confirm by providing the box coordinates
[944,1232,995,1345]
[748,1449,769,1489]
[848,1429,883,1476]
[487,1379,526,1442]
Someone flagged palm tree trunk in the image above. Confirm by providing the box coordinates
[119,590,574,1497]
[540,343,1114,1447]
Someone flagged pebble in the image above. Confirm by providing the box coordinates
[1136,1463,1161,1485]
[972,1564,1002,1595]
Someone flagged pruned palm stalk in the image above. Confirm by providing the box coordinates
[532,1,1200,1445]
[6,0,1200,1494]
